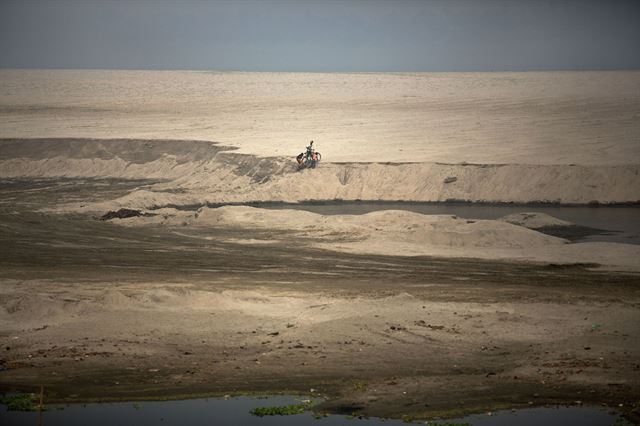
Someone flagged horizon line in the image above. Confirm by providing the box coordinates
[2,66,640,74]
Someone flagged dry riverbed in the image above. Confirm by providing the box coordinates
[1,177,639,422]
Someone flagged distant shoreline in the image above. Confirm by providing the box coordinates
[2,67,640,74]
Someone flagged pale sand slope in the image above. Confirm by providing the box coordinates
[3,139,638,205]
[1,70,639,165]
[0,138,226,181]
[6,156,640,206]
[120,206,640,272]
[101,160,640,207]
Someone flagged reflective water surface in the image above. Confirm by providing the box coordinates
[0,396,625,426]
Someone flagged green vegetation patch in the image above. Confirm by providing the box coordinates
[0,393,42,411]
[250,403,309,417]
[613,418,634,426]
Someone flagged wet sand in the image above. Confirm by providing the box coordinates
[1,176,639,421]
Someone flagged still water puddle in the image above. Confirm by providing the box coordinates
[0,395,626,426]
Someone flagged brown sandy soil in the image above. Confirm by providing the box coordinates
[1,178,639,421]
[2,275,640,419]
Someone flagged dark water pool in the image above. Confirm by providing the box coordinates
[0,396,626,426]
[252,201,640,245]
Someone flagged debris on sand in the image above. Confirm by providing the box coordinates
[99,208,145,221]
[414,320,445,330]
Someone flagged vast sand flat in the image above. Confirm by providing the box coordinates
[1,70,639,164]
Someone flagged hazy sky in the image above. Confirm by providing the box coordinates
[1,0,639,72]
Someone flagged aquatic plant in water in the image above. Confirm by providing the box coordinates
[0,393,41,411]
[250,403,309,416]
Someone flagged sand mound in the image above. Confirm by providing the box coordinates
[0,285,367,331]
[0,293,95,328]
[125,205,568,254]
[200,206,565,249]
[500,212,573,229]
[0,138,230,180]
[135,206,564,250]
[116,205,640,271]
[196,205,322,229]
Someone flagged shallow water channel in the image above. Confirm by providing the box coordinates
[2,178,638,245]
[250,201,640,245]
[0,395,626,426]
